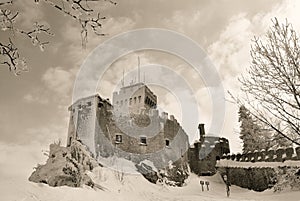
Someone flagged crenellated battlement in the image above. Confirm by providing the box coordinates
[221,147,300,163]
[216,147,300,192]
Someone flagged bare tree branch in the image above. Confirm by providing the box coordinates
[0,38,27,75]
[17,22,54,51]
[239,18,300,145]
[41,0,113,48]
[0,0,116,74]
[0,0,13,6]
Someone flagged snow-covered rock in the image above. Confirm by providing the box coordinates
[28,140,98,188]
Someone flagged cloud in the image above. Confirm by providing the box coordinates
[22,66,76,114]
[163,9,207,35]
[209,0,300,88]
[25,124,68,146]
[23,93,49,104]
[204,0,300,152]
[42,66,75,96]
[14,1,45,29]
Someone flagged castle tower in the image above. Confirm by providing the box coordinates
[198,123,205,143]
[112,82,157,115]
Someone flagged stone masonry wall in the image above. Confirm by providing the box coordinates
[68,94,190,174]
[189,137,230,175]
[222,147,300,162]
[217,147,300,191]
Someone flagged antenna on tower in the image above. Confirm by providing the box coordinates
[138,56,140,83]
[122,69,125,87]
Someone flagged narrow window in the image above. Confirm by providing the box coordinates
[138,96,141,103]
[87,101,92,106]
[120,100,123,106]
[165,139,170,147]
[134,97,137,104]
[115,135,122,143]
[129,98,132,105]
[140,136,147,145]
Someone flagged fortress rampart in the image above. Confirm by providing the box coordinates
[220,147,300,163]
[67,94,189,171]
[216,147,300,192]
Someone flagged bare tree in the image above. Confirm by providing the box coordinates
[0,0,116,75]
[239,18,300,146]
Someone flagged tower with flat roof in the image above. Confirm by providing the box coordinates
[112,82,157,115]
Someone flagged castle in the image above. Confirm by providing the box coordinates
[66,81,192,172]
[67,78,229,177]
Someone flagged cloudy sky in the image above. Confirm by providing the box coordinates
[1,0,300,172]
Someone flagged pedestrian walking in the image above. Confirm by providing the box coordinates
[222,174,231,197]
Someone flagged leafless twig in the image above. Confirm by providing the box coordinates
[0,0,116,74]
[238,18,300,145]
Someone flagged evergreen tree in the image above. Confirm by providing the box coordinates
[238,105,292,153]
[238,105,269,153]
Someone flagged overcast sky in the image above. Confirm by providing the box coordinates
[1,0,300,168]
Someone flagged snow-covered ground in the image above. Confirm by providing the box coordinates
[1,142,300,201]
[2,163,300,201]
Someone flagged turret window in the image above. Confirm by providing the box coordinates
[165,139,170,147]
[115,134,122,143]
[140,136,147,145]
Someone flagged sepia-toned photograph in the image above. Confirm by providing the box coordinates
[1,0,300,200]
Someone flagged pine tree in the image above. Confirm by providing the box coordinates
[239,105,292,153]
[238,105,270,153]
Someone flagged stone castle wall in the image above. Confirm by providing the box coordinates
[67,94,190,171]
[221,147,300,162]
[217,147,300,191]
[67,95,102,156]
[189,137,230,175]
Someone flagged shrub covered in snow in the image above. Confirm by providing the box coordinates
[273,167,300,192]
[29,140,99,188]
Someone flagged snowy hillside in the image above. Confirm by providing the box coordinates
[2,163,300,201]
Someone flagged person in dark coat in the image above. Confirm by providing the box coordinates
[222,174,231,197]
